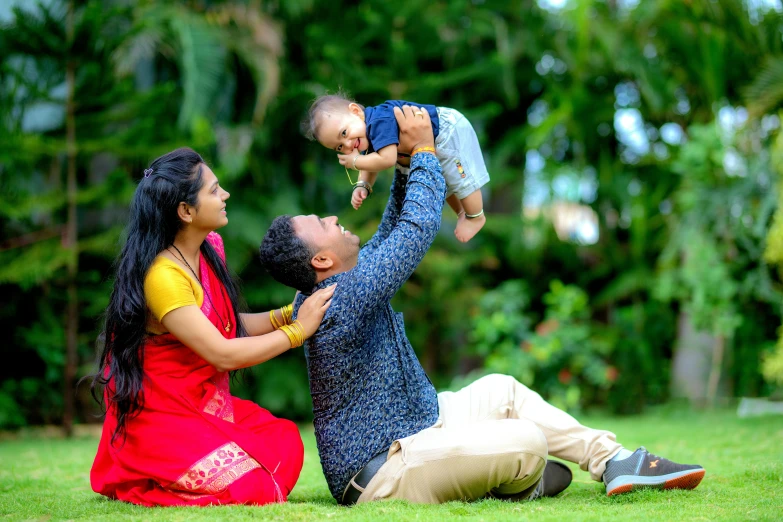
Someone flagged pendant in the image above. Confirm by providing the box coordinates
[225,321,231,333]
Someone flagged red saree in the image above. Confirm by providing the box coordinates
[91,232,304,506]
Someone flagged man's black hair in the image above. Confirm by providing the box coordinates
[259,215,317,292]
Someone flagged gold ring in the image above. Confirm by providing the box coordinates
[414,111,423,116]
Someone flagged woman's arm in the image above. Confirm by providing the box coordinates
[239,306,287,336]
[240,292,299,336]
[238,311,275,336]
[164,306,291,371]
[162,286,334,372]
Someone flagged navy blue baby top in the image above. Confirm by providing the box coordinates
[364,100,440,153]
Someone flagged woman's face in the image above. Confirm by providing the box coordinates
[191,164,230,231]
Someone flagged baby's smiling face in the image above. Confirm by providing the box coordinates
[315,103,370,153]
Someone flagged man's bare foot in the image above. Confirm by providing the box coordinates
[455,212,486,242]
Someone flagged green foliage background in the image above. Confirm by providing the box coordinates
[2,0,783,429]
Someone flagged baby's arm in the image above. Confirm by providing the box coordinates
[357,145,398,171]
[339,144,398,172]
[351,170,378,210]
[359,170,379,187]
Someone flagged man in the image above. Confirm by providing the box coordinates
[259,105,705,505]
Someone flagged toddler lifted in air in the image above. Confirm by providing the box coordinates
[305,94,490,242]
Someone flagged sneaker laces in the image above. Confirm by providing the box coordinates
[645,449,665,463]
[527,478,544,500]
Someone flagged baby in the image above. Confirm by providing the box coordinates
[304,94,490,243]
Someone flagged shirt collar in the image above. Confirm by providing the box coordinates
[306,272,343,295]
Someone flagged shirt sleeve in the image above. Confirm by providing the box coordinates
[367,117,400,152]
[337,152,445,326]
[144,261,202,322]
[360,168,409,258]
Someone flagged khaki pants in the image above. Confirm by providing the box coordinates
[355,374,622,504]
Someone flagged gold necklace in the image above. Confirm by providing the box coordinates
[169,244,231,333]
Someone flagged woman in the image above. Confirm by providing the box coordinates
[89,147,334,506]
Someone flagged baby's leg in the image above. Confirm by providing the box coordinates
[446,194,464,216]
[455,189,486,243]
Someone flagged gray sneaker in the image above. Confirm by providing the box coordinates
[603,447,705,496]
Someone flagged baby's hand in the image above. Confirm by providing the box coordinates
[351,187,369,210]
[338,150,360,167]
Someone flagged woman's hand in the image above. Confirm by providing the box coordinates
[297,284,336,337]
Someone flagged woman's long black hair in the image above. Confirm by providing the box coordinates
[90,147,247,444]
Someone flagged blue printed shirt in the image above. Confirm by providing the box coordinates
[293,152,445,501]
[364,100,440,153]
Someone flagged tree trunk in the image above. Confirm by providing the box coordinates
[671,312,728,407]
[706,335,725,406]
[63,0,78,438]
[670,311,714,407]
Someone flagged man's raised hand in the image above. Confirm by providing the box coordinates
[394,105,435,156]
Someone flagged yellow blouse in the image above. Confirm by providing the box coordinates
[144,257,204,334]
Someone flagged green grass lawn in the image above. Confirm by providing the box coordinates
[1,407,782,521]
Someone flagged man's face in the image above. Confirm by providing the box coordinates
[292,214,361,272]
[315,104,369,154]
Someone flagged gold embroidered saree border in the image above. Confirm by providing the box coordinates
[169,441,260,495]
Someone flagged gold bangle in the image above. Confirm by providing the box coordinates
[294,320,305,345]
[271,304,294,330]
[269,308,281,330]
[280,303,294,325]
[279,325,297,347]
[279,320,305,348]
[412,146,436,157]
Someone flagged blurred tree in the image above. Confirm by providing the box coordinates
[0,0,141,434]
[0,0,287,431]
[2,0,783,428]
[521,0,783,406]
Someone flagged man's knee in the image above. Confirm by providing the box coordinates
[514,419,548,459]
[478,373,530,394]
[498,419,547,486]
[496,418,548,461]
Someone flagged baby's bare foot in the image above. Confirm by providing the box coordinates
[455,212,486,243]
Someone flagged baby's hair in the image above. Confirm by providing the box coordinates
[302,89,365,141]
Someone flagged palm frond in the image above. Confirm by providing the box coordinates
[744,56,783,118]
[171,13,227,131]
[111,26,165,77]
[0,239,70,289]
[0,3,67,59]
[209,4,283,126]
